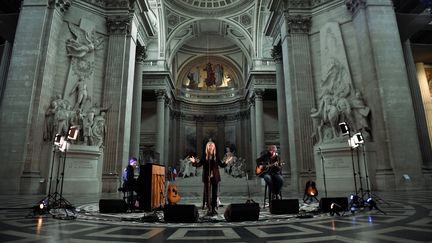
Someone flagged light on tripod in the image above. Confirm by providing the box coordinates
[348,133,364,148]
[67,126,79,140]
[366,197,376,209]
[54,134,64,146]
[339,122,349,136]
[330,202,343,216]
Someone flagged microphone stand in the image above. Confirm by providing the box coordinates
[318,147,328,198]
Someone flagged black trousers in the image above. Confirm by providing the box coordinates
[204,177,219,209]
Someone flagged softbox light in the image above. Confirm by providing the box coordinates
[339,122,349,136]
[67,126,79,141]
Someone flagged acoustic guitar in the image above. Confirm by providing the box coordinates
[255,160,283,176]
[303,169,318,202]
[167,168,181,205]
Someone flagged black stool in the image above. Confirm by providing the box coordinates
[263,183,282,208]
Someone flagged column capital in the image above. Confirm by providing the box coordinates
[345,0,366,14]
[106,15,132,35]
[155,89,166,100]
[284,14,312,34]
[254,89,265,99]
[49,0,72,13]
[136,45,147,63]
[271,45,283,63]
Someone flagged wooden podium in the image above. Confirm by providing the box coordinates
[139,163,165,211]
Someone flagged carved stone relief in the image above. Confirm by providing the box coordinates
[310,22,371,144]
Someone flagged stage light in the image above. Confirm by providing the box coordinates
[329,202,343,216]
[339,122,349,136]
[352,133,364,145]
[67,126,79,141]
[54,134,63,146]
[366,197,376,210]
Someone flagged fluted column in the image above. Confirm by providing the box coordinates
[156,90,166,163]
[281,14,315,192]
[129,45,146,159]
[163,97,171,165]
[415,62,432,171]
[272,46,290,176]
[255,89,265,155]
[102,15,137,192]
[402,40,432,172]
[249,98,257,160]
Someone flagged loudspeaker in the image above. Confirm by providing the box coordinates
[163,204,198,223]
[270,199,299,214]
[319,197,348,212]
[99,199,127,213]
[224,203,260,222]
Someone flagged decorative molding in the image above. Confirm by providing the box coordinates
[271,46,283,63]
[345,0,366,14]
[311,0,335,7]
[106,16,132,35]
[155,89,166,99]
[49,0,72,12]
[254,89,264,99]
[106,0,131,9]
[136,45,147,62]
[285,0,310,8]
[285,14,312,34]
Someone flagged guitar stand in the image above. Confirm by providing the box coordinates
[303,194,319,204]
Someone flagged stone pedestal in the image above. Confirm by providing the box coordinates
[313,142,376,194]
[49,145,102,194]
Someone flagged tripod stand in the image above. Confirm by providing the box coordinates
[344,134,386,215]
[35,140,75,218]
[358,143,387,214]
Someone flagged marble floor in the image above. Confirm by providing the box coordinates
[0,190,431,242]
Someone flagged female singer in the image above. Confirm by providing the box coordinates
[190,139,232,216]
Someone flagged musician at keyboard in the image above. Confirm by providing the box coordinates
[256,145,284,199]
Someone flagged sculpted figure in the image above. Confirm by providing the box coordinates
[69,78,89,109]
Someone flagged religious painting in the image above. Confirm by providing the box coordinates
[182,62,236,90]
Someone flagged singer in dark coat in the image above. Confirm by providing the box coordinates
[190,139,232,215]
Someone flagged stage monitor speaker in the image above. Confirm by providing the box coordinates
[163,204,198,223]
[99,199,127,213]
[224,203,260,222]
[319,197,348,212]
[270,199,299,214]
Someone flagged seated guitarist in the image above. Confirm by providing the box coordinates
[256,145,284,199]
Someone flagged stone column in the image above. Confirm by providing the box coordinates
[217,115,226,159]
[102,15,137,192]
[346,0,424,188]
[414,62,432,171]
[155,90,166,164]
[401,40,432,173]
[0,0,71,194]
[254,89,265,156]
[163,97,171,165]
[249,98,257,160]
[280,14,315,192]
[129,45,146,159]
[272,45,290,176]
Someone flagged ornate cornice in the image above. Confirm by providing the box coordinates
[271,46,283,63]
[284,0,310,8]
[345,0,366,14]
[106,16,132,35]
[49,0,72,12]
[136,45,147,63]
[285,14,312,34]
